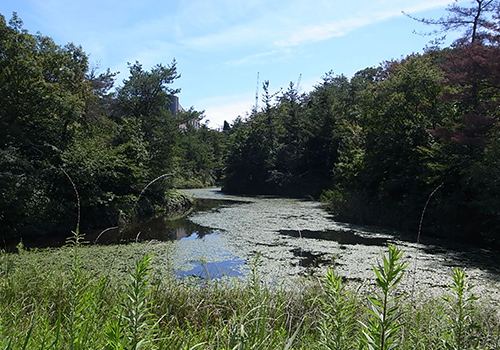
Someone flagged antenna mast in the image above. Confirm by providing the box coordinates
[254,72,260,113]
[295,73,302,93]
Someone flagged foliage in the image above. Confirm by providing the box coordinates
[223,2,500,245]
[442,268,480,349]
[105,254,158,349]
[1,243,499,349]
[172,121,226,188]
[224,77,348,197]
[360,245,407,350]
[63,230,108,349]
[405,0,499,45]
[0,12,227,239]
[0,13,91,236]
[161,189,195,215]
[3,0,500,248]
[318,269,360,349]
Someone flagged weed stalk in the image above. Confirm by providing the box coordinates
[361,245,407,350]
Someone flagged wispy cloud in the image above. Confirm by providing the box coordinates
[183,24,270,51]
[275,17,372,47]
[8,0,456,128]
[274,0,453,47]
[179,0,454,65]
[402,0,453,14]
[224,49,290,66]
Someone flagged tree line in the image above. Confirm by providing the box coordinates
[223,0,500,247]
[0,13,225,238]
[2,1,500,248]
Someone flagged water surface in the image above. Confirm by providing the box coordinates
[176,188,500,303]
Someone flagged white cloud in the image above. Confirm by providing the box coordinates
[197,74,320,129]
[275,17,372,47]
[28,0,454,70]
[198,94,255,129]
[401,0,454,14]
[183,23,271,51]
[9,0,457,131]
[224,49,290,66]
[297,76,320,95]
[274,0,453,47]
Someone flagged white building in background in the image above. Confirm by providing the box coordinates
[168,96,201,130]
[179,119,201,130]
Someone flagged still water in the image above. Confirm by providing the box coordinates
[175,188,500,302]
[5,188,500,302]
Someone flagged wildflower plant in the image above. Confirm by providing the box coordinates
[443,268,480,350]
[361,245,407,350]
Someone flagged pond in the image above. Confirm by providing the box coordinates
[172,188,500,304]
[5,187,500,304]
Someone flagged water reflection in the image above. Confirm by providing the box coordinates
[174,258,246,279]
[3,198,244,250]
[290,248,331,267]
[179,232,209,241]
[104,216,214,243]
[92,199,243,244]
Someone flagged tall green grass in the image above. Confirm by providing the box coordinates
[0,241,499,349]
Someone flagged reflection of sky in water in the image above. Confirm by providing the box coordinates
[94,199,237,244]
[180,232,208,241]
[173,229,247,280]
[175,257,246,279]
[2,198,247,251]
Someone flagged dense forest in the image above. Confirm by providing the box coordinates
[2,0,500,248]
[0,13,226,238]
[223,0,500,247]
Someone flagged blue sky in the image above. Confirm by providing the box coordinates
[2,0,456,128]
